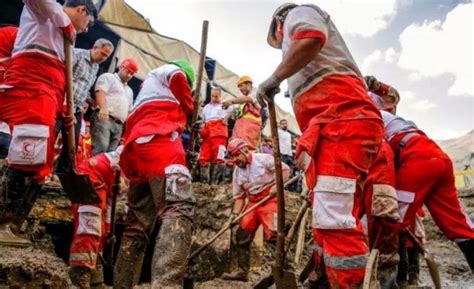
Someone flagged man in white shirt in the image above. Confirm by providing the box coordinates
[92,58,137,155]
[277,119,293,165]
[198,87,233,184]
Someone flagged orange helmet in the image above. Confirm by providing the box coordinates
[227,138,248,157]
[237,75,253,86]
[120,58,139,74]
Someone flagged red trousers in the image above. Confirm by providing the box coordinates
[198,136,227,165]
[299,119,383,288]
[392,133,474,241]
[69,188,110,269]
[0,88,59,181]
[240,196,277,240]
[120,135,194,243]
[231,117,261,151]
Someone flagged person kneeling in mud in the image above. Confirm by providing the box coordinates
[222,138,290,281]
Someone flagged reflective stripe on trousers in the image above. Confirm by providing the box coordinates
[314,242,368,270]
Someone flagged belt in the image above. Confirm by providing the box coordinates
[109,115,123,125]
[399,132,420,147]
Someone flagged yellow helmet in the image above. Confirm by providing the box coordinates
[237,75,253,86]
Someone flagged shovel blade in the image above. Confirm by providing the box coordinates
[57,172,100,204]
[272,266,298,289]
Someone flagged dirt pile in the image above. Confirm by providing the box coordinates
[0,246,72,288]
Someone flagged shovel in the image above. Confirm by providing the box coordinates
[103,168,121,285]
[254,96,297,289]
[57,39,98,204]
[405,229,442,289]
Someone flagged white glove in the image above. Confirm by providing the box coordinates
[256,74,282,107]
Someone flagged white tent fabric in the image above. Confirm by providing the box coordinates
[99,0,301,135]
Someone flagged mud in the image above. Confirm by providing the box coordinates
[1,183,473,288]
[417,189,474,288]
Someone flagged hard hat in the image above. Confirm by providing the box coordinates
[170,59,195,89]
[267,3,298,49]
[120,58,139,74]
[237,75,253,86]
[226,138,248,157]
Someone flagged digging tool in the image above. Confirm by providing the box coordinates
[188,174,300,264]
[362,249,380,289]
[57,39,98,204]
[187,20,208,169]
[405,229,442,289]
[103,168,121,285]
[254,96,297,289]
[284,187,310,254]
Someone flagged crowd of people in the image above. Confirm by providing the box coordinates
[0,1,473,289]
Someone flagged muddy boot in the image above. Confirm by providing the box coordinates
[210,164,224,185]
[457,239,474,271]
[0,167,39,247]
[114,238,147,288]
[200,165,210,184]
[90,260,105,289]
[151,217,193,288]
[221,228,252,282]
[223,165,233,183]
[407,247,420,285]
[69,266,92,288]
[378,265,399,289]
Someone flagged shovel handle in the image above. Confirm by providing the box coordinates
[267,97,286,271]
[189,20,209,154]
[64,39,77,170]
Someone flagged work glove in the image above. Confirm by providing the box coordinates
[98,107,109,122]
[186,151,199,168]
[256,74,282,108]
[221,99,234,110]
[62,23,77,44]
[191,119,203,132]
[364,75,381,92]
[61,113,77,130]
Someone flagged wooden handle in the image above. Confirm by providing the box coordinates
[268,98,286,271]
[64,40,77,170]
[189,20,209,153]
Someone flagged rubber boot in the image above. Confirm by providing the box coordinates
[151,217,193,288]
[90,260,106,289]
[114,238,147,289]
[69,266,92,288]
[457,239,474,271]
[200,165,210,184]
[378,265,399,289]
[0,167,39,247]
[407,247,420,285]
[210,164,224,185]
[221,228,252,282]
[223,165,233,183]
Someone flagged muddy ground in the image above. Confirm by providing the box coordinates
[0,183,473,288]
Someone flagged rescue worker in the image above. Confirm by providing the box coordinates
[221,138,290,281]
[0,25,18,164]
[381,109,474,272]
[257,3,384,287]
[68,146,123,288]
[198,86,233,184]
[114,60,196,288]
[0,0,96,246]
[222,76,262,151]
